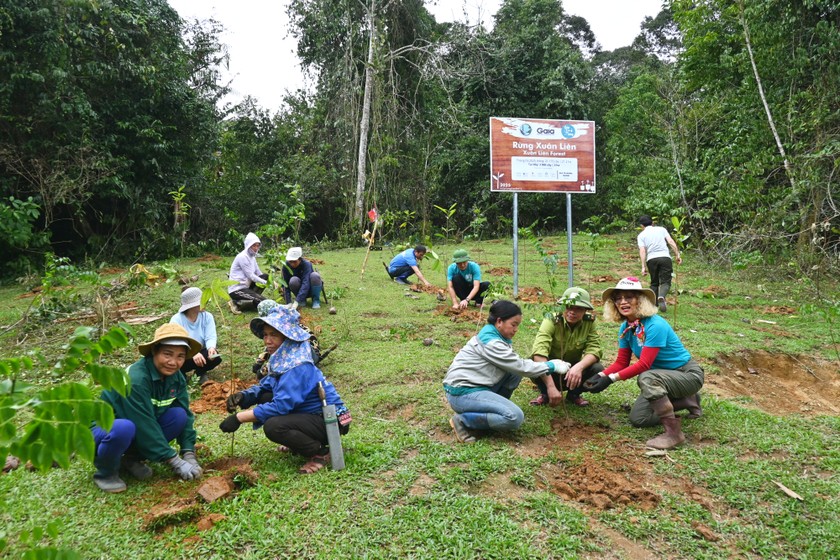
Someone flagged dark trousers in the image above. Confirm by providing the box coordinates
[533,362,604,400]
[647,257,673,299]
[230,274,269,309]
[451,275,490,304]
[262,413,350,458]
[181,348,222,376]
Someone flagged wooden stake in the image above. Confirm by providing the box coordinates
[360,219,379,277]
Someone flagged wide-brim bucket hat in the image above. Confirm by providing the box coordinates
[557,287,593,310]
[602,277,656,307]
[250,306,311,342]
[452,249,470,263]
[138,323,202,358]
[178,287,202,313]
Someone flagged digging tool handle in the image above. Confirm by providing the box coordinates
[318,381,346,471]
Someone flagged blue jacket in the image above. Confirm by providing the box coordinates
[239,362,344,428]
[283,258,315,304]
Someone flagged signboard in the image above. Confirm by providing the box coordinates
[489,117,596,193]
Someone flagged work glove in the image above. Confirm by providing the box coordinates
[583,374,614,394]
[255,282,267,289]
[220,414,242,433]
[548,359,571,375]
[226,392,245,413]
[167,455,201,480]
[181,451,203,476]
[287,300,299,311]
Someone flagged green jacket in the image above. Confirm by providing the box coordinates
[101,355,196,462]
[530,313,602,364]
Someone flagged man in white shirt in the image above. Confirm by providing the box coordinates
[637,215,682,312]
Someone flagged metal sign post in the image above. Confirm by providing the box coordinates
[490,118,596,292]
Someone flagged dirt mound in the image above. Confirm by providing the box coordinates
[437,306,484,325]
[547,457,661,511]
[488,266,511,275]
[192,379,253,414]
[515,286,553,303]
[409,284,445,298]
[707,351,840,416]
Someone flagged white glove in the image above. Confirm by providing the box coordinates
[286,300,299,311]
[548,359,571,375]
[181,451,203,477]
[167,455,201,480]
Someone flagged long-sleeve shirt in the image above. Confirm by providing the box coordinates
[228,233,264,293]
[530,314,602,363]
[282,258,315,305]
[169,310,218,350]
[239,362,344,429]
[100,356,196,461]
[443,324,552,392]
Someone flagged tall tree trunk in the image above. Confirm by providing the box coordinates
[354,0,377,225]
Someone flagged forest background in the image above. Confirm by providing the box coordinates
[0,0,837,278]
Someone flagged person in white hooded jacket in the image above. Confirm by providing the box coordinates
[227,232,269,313]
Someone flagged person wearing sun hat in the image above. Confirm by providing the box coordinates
[583,277,704,450]
[281,246,324,309]
[169,286,221,385]
[220,306,350,474]
[446,249,490,310]
[529,287,604,407]
[91,323,204,493]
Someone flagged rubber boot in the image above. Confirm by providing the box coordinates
[645,396,685,449]
[93,453,127,493]
[122,455,153,480]
[310,284,322,309]
[671,393,702,419]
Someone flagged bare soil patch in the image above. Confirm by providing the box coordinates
[195,254,222,262]
[706,351,840,416]
[488,266,512,275]
[437,306,484,325]
[515,286,554,304]
[192,379,253,414]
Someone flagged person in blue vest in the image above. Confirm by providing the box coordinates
[387,244,432,286]
[91,324,204,493]
[282,246,324,309]
[446,249,490,309]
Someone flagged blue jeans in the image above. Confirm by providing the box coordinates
[446,372,524,432]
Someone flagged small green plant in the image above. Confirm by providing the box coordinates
[169,185,191,257]
[325,285,347,301]
[433,202,457,244]
[381,209,417,240]
[520,225,561,300]
[257,184,306,246]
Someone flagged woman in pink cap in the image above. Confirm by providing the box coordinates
[585,277,703,449]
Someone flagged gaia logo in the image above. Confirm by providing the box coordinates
[519,123,532,136]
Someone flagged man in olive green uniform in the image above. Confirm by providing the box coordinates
[530,287,604,407]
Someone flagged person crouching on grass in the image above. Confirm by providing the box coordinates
[91,324,204,493]
[442,300,570,443]
[584,277,704,450]
[220,305,350,474]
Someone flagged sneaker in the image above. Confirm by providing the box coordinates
[122,458,153,480]
[94,474,127,493]
[657,297,667,313]
[228,300,242,315]
[311,301,321,309]
[394,277,409,285]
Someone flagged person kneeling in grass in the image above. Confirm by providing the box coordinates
[220,305,350,474]
[91,324,204,493]
[442,300,569,443]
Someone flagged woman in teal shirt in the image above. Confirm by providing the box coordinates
[585,277,704,450]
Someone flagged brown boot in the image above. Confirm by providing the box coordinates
[646,396,686,449]
[671,393,702,419]
[646,417,685,449]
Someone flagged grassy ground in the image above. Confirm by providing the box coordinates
[1,234,838,559]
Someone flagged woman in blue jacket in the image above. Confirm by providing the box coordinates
[220,306,350,474]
